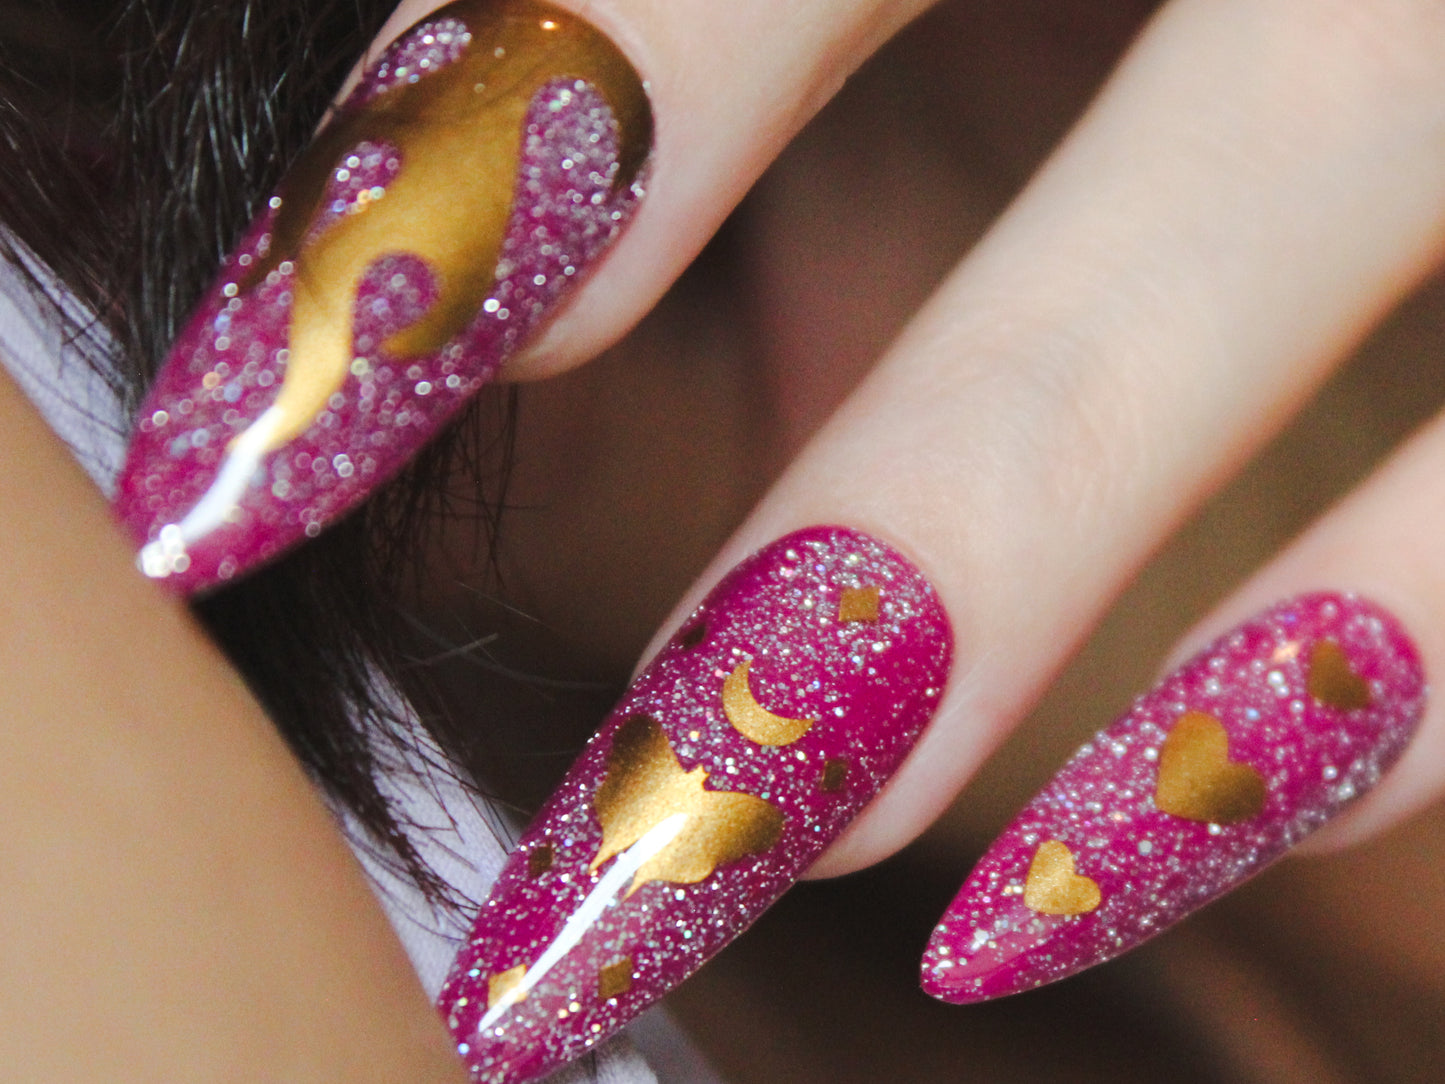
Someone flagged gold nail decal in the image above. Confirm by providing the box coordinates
[1154,711,1266,824]
[124,0,656,588]
[527,843,555,878]
[722,660,818,746]
[818,758,849,793]
[487,964,529,1009]
[838,585,881,623]
[1307,640,1372,710]
[1023,841,1101,916]
[597,957,634,1000]
[591,715,784,895]
[435,529,955,1077]
[234,0,650,454]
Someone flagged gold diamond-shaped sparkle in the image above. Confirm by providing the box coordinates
[818,758,849,793]
[598,956,634,1000]
[527,843,554,878]
[487,964,528,1009]
[1307,640,1372,711]
[838,585,881,623]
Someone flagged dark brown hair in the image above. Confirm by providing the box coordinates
[0,0,505,904]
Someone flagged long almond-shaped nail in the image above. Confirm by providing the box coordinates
[439,527,951,1082]
[922,593,1425,1004]
[114,0,651,592]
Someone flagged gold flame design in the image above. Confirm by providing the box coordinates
[234,0,651,452]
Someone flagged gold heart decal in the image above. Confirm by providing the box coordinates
[591,715,784,895]
[1307,640,1372,710]
[1154,711,1265,823]
[1023,841,1101,916]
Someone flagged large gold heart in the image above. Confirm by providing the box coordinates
[1023,841,1101,916]
[1154,711,1265,823]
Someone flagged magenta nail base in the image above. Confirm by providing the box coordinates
[114,3,647,593]
[922,593,1424,1004]
[439,527,951,1082]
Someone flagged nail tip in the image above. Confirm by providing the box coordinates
[917,970,1006,1006]
[918,946,972,1004]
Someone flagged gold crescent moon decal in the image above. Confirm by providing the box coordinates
[721,660,817,746]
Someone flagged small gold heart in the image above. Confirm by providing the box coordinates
[1307,640,1372,710]
[1023,840,1101,916]
[1154,711,1266,823]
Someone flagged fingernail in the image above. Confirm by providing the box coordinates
[114,0,651,592]
[922,592,1425,1004]
[439,526,952,1082]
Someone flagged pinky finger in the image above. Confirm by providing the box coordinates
[922,405,1445,1002]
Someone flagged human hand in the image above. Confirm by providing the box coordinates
[113,0,1445,1078]
[427,0,1445,1075]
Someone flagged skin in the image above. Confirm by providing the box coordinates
[0,369,464,1079]
[422,0,1445,868]
[12,0,1445,1076]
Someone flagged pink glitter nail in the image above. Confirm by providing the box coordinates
[440,526,952,1082]
[922,593,1425,1004]
[114,0,650,593]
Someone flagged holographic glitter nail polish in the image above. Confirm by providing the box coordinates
[114,0,651,593]
[922,593,1424,1004]
[440,526,952,1082]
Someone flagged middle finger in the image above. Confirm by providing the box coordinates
[771,0,1445,872]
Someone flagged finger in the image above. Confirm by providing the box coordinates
[434,0,1445,1072]
[112,0,932,593]
[921,366,1445,1004]
[0,365,464,1080]
[1184,411,1445,853]
[749,0,1445,875]
[618,0,1445,865]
